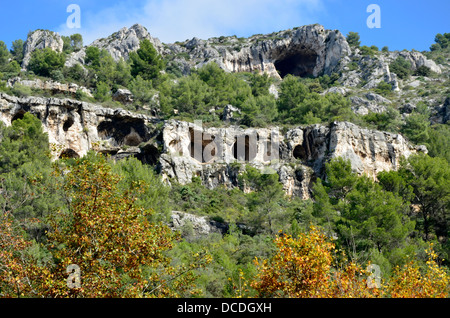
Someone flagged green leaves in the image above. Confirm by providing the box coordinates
[389,56,412,80]
[276,75,353,125]
[130,39,165,81]
[28,48,65,77]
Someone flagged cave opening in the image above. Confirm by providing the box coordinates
[293,144,307,161]
[11,110,27,123]
[59,149,80,159]
[274,47,319,78]
[97,118,148,147]
[63,117,74,132]
[136,144,160,166]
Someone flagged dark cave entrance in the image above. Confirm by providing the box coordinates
[59,149,80,159]
[293,144,307,161]
[11,110,27,123]
[97,118,148,147]
[274,47,319,78]
[63,117,74,132]
[136,144,160,166]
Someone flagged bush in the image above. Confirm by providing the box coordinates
[28,48,65,77]
[94,81,111,102]
[346,32,361,47]
[390,56,412,79]
[374,81,393,96]
[414,65,433,77]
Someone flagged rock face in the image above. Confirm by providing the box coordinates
[339,48,441,93]
[390,51,442,74]
[166,24,350,79]
[90,24,164,61]
[0,92,426,199]
[170,211,226,237]
[22,30,64,69]
[0,93,159,161]
[159,120,425,199]
[7,77,93,98]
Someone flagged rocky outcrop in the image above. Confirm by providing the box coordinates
[170,211,227,237]
[0,93,159,161]
[0,91,427,199]
[390,51,442,74]
[159,120,426,199]
[350,92,391,116]
[339,49,440,92]
[431,97,450,124]
[90,24,164,61]
[165,24,350,79]
[22,30,64,69]
[6,77,93,98]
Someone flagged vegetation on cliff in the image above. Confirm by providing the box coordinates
[0,28,449,298]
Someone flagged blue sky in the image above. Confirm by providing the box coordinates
[0,0,449,51]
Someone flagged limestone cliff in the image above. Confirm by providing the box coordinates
[165,24,350,79]
[0,92,426,199]
[0,93,160,163]
[22,30,64,69]
[159,120,425,199]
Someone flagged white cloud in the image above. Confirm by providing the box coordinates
[57,0,324,45]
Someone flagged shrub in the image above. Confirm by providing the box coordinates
[28,48,65,77]
[390,56,412,79]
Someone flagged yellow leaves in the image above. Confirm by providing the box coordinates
[246,227,449,299]
[387,247,450,298]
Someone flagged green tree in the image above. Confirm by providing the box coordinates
[390,56,412,80]
[249,72,273,97]
[130,39,165,81]
[0,113,64,228]
[28,48,65,77]
[401,102,431,145]
[10,39,24,64]
[62,34,83,54]
[346,32,361,48]
[85,46,101,69]
[0,41,10,67]
[128,75,157,105]
[312,158,414,265]
[238,166,286,234]
[431,33,450,51]
[93,81,111,102]
[195,62,252,108]
[112,156,172,222]
[171,73,212,115]
[397,154,450,243]
[277,74,309,116]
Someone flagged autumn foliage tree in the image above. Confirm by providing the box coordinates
[247,226,449,298]
[387,245,450,298]
[249,226,380,298]
[42,154,208,298]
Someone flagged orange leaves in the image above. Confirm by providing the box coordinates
[387,246,450,298]
[251,226,336,298]
[248,226,449,298]
[0,211,48,297]
[41,155,181,298]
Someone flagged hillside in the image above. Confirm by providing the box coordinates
[0,24,449,298]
